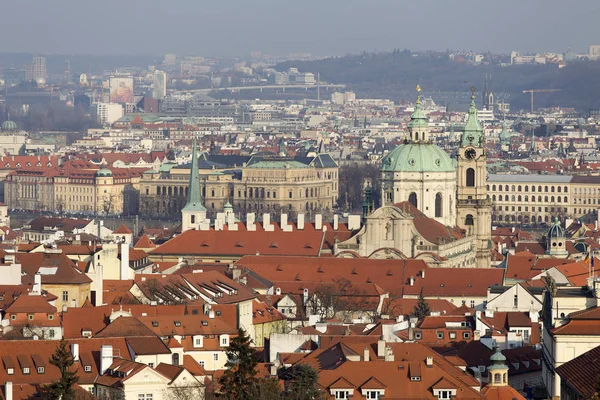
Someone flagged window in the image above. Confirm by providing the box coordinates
[213,353,219,361]
[465,214,474,226]
[435,193,443,218]
[408,192,418,208]
[449,332,456,340]
[23,367,30,375]
[514,294,518,308]
[10,315,16,320]
[463,332,471,339]
[37,367,44,374]
[366,391,381,399]
[438,390,452,399]
[194,336,203,348]
[437,332,444,339]
[334,391,351,399]
[62,291,69,302]
[199,360,205,368]
[221,336,228,346]
[7,368,13,375]
[148,362,154,368]
[470,300,475,308]
[172,353,180,366]
[466,168,475,187]
[28,314,34,320]
[414,331,422,340]
[49,329,55,338]
[85,365,92,372]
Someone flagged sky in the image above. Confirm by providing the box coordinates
[2,0,600,57]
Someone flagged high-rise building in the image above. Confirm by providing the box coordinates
[109,75,134,104]
[94,102,124,125]
[26,56,47,84]
[152,70,167,100]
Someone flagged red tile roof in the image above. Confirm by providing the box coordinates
[556,344,600,398]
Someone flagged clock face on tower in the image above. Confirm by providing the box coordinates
[465,148,477,160]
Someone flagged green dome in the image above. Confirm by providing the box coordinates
[2,120,17,131]
[488,348,508,371]
[95,167,113,177]
[382,143,455,173]
[499,121,511,145]
[407,95,428,130]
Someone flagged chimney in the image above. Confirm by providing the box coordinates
[377,339,386,358]
[315,214,322,230]
[71,343,79,361]
[247,213,256,231]
[384,346,395,362]
[227,213,238,231]
[209,310,215,319]
[333,214,339,231]
[100,345,113,375]
[426,356,433,367]
[30,273,42,296]
[263,213,274,231]
[120,243,129,280]
[363,347,370,362]
[4,382,12,400]
[297,213,305,230]
[281,213,292,232]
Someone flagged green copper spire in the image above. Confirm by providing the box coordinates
[182,139,206,212]
[408,84,428,131]
[461,86,484,147]
[448,123,456,143]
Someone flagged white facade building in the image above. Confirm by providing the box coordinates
[153,70,167,100]
[94,103,124,125]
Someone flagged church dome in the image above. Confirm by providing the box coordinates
[2,120,17,132]
[382,143,455,173]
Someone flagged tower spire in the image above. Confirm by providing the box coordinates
[408,85,429,142]
[181,139,207,232]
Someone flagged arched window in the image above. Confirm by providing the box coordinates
[466,168,475,187]
[492,185,496,191]
[465,214,474,226]
[505,185,509,191]
[518,185,522,191]
[545,196,548,202]
[545,186,548,192]
[551,196,555,202]
[492,195,497,201]
[511,185,515,191]
[557,197,561,203]
[538,186,542,192]
[518,195,522,201]
[525,185,529,192]
[435,193,443,218]
[525,195,529,201]
[564,186,568,193]
[511,195,515,201]
[505,195,509,201]
[409,192,418,208]
[538,196,542,202]
[558,186,562,193]
[532,186,536,192]
[551,186,555,193]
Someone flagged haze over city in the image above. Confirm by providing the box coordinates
[1,0,599,56]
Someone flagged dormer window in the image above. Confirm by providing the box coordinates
[410,376,421,381]
[7,368,13,375]
[333,390,352,399]
[152,321,159,327]
[84,365,92,372]
[37,367,44,374]
[174,321,181,327]
[438,390,452,399]
[23,367,30,374]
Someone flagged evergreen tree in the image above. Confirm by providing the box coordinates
[283,364,324,400]
[412,288,430,320]
[249,377,282,400]
[218,328,258,400]
[43,339,79,400]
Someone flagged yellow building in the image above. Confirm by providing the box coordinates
[5,161,142,216]
[16,250,92,310]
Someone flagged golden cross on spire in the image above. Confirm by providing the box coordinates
[416,84,422,93]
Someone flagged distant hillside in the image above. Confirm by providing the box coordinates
[276,51,600,112]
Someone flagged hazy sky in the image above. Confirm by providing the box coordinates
[2,0,599,56]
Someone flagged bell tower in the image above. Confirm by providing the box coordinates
[456,87,491,268]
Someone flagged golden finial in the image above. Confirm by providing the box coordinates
[416,84,422,93]
[470,86,476,101]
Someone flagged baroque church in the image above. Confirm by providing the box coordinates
[336,88,492,268]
